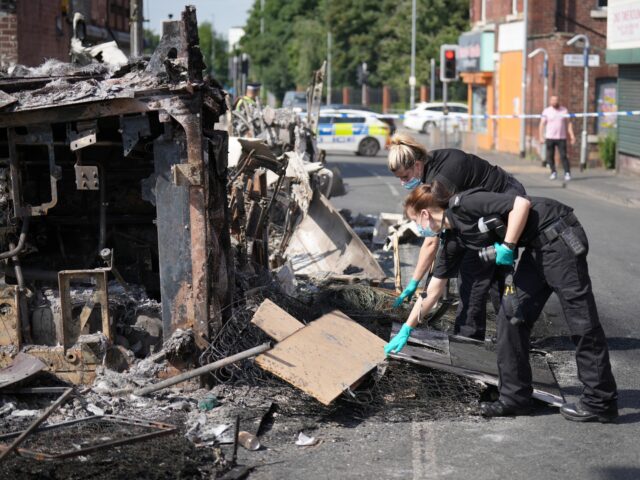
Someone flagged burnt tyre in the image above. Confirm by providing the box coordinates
[357,137,380,157]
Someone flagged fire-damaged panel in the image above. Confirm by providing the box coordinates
[0,6,231,382]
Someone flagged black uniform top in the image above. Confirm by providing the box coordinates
[433,190,574,279]
[421,149,514,194]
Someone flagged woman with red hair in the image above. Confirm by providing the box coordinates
[385,182,617,423]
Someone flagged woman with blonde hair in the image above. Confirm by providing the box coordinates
[387,133,525,341]
[385,182,617,422]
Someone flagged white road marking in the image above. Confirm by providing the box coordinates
[367,169,400,197]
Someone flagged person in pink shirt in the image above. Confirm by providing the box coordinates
[539,96,576,181]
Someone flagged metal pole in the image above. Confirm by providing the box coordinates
[528,48,548,165]
[129,0,143,57]
[430,58,435,101]
[260,0,265,34]
[362,62,367,106]
[567,34,590,171]
[581,45,590,171]
[443,82,448,147]
[133,343,271,396]
[519,0,528,158]
[327,32,332,106]
[409,0,417,109]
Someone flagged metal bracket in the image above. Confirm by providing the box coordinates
[8,126,60,217]
[69,129,97,151]
[171,163,202,186]
[120,114,151,156]
[74,165,99,190]
[57,269,111,350]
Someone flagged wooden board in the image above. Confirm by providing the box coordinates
[255,310,386,405]
[250,299,304,342]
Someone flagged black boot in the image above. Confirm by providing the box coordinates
[560,401,618,423]
[480,399,533,418]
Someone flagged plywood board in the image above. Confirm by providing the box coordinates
[250,299,305,342]
[255,310,386,405]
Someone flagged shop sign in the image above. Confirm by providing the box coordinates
[608,0,640,50]
[458,32,482,72]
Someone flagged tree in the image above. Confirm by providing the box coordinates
[241,0,469,101]
[143,28,160,55]
[377,0,469,100]
[241,0,319,100]
[198,21,230,87]
[288,18,326,88]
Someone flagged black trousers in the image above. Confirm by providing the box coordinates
[455,175,526,339]
[496,224,618,411]
[546,139,571,174]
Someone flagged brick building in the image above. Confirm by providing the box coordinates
[0,0,133,68]
[459,0,615,166]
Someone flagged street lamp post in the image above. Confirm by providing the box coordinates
[327,32,332,106]
[409,0,417,109]
[528,47,548,165]
[567,34,590,171]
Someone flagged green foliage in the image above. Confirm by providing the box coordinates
[598,133,616,169]
[198,21,230,86]
[241,0,469,101]
[143,29,160,54]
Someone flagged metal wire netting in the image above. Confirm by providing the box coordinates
[199,283,484,422]
[3,417,172,458]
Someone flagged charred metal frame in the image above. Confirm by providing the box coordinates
[0,6,232,379]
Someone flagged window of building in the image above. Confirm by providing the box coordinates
[595,78,617,136]
[471,86,488,133]
[596,0,608,8]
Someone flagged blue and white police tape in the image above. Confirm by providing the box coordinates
[387,110,640,120]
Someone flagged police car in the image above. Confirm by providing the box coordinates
[317,109,390,156]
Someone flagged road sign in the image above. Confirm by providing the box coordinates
[563,54,600,67]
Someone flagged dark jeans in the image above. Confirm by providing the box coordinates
[546,139,571,174]
[496,224,617,411]
[455,175,527,339]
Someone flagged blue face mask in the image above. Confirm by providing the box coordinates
[402,177,421,191]
[416,223,437,237]
[415,213,437,238]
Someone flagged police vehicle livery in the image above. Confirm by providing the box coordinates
[317,109,390,156]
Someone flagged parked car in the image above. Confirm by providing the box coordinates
[317,109,391,156]
[403,102,469,134]
[322,104,397,135]
[282,91,308,112]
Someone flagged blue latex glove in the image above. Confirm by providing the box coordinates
[494,242,515,266]
[384,323,414,356]
[392,278,420,307]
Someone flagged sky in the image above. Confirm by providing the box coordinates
[145,0,254,39]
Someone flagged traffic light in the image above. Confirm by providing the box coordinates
[440,45,458,82]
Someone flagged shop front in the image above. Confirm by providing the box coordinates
[458,30,495,150]
[606,0,640,175]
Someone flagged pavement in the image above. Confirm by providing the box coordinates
[478,148,640,209]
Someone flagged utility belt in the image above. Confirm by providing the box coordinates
[529,212,586,255]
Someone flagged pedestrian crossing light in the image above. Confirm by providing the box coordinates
[440,45,458,82]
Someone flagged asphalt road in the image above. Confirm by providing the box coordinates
[276,138,640,480]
